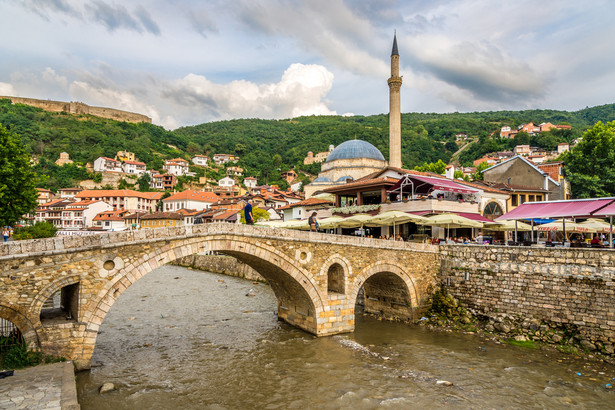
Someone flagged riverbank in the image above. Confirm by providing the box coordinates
[418,288,615,367]
[0,361,79,409]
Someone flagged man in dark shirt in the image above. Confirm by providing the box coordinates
[244,200,254,225]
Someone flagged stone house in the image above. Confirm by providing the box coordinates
[481,155,567,205]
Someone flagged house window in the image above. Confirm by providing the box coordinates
[511,195,518,207]
[528,195,535,202]
[483,202,503,219]
[520,195,526,204]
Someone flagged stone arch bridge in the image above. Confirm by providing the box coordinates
[0,223,439,369]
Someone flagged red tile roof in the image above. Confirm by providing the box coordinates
[279,198,333,210]
[140,212,182,220]
[76,189,164,200]
[164,190,220,203]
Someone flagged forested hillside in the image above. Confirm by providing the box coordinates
[1,97,614,191]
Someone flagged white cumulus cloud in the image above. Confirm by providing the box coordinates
[163,63,336,123]
[0,82,16,96]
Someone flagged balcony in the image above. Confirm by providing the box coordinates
[383,198,480,214]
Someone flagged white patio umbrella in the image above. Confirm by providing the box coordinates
[578,218,611,233]
[337,214,374,236]
[280,219,309,230]
[317,216,345,230]
[366,210,428,237]
[484,220,533,231]
[537,219,590,242]
[419,213,484,240]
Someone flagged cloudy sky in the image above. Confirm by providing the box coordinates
[1,0,614,129]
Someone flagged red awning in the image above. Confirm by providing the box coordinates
[455,212,494,223]
[497,198,615,220]
[387,174,478,195]
[591,201,615,216]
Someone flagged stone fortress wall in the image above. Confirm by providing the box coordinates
[1,96,151,124]
[439,245,615,353]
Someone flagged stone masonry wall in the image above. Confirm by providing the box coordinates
[173,254,265,282]
[1,96,151,123]
[439,245,615,347]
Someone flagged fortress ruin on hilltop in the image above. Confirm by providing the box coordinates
[1,96,152,124]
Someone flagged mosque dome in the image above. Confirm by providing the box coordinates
[313,176,332,183]
[325,140,385,163]
[336,176,354,182]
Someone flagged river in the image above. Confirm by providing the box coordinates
[77,265,615,409]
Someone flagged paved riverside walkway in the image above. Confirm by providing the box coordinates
[0,362,79,409]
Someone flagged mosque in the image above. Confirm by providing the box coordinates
[304,33,402,198]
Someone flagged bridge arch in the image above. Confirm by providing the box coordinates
[0,305,40,349]
[351,262,420,321]
[75,235,326,368]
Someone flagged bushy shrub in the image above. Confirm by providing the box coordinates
[13,221,57,240]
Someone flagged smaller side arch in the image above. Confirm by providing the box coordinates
[31,275,81,325]
[319,254,352,295]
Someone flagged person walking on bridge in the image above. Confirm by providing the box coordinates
[244,200,254,225]
[308,212,318,232]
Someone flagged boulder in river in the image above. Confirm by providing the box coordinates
[436,380,453,386]
[99,382,116,394]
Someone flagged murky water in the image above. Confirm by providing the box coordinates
[77,265,615,409]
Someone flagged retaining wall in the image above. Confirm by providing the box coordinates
[439,245,615,347]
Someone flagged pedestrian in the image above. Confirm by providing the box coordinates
[244,200,254,225]
[308,212,318,231]
[2,227,9,243]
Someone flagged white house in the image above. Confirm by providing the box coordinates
[279,198,333,221]
[244,177,257,189]
[218,176,236,188]
[93,209,131,231]
[192,155,209,167]
[163,158,190,176]
[93,157,122,173]
[162,190,221,212]
[61,200,112,230]
[213,154,239,165]
[290,181,302,192]
[122,160,147,176]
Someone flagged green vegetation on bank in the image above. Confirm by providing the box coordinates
[0,342,66,370]
[13,222,57,240]
[2,98,615,193]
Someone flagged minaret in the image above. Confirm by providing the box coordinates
[387,32,402,168]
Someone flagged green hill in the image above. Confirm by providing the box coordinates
[1,97,614,190]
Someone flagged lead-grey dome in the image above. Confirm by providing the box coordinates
[325,140,385,163]
[313,176,332,182]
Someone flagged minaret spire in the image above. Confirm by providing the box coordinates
[387,32,402,168]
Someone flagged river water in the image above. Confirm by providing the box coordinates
[77,265,615,409]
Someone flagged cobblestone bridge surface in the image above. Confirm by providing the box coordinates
[0,223,439,370]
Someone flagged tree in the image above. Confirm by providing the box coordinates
[239,207,270,223]
[136,173,151,191]
[472,161,492,181]
[0,124,38,226]
[414,159,447,174]
[562,121,615,198]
